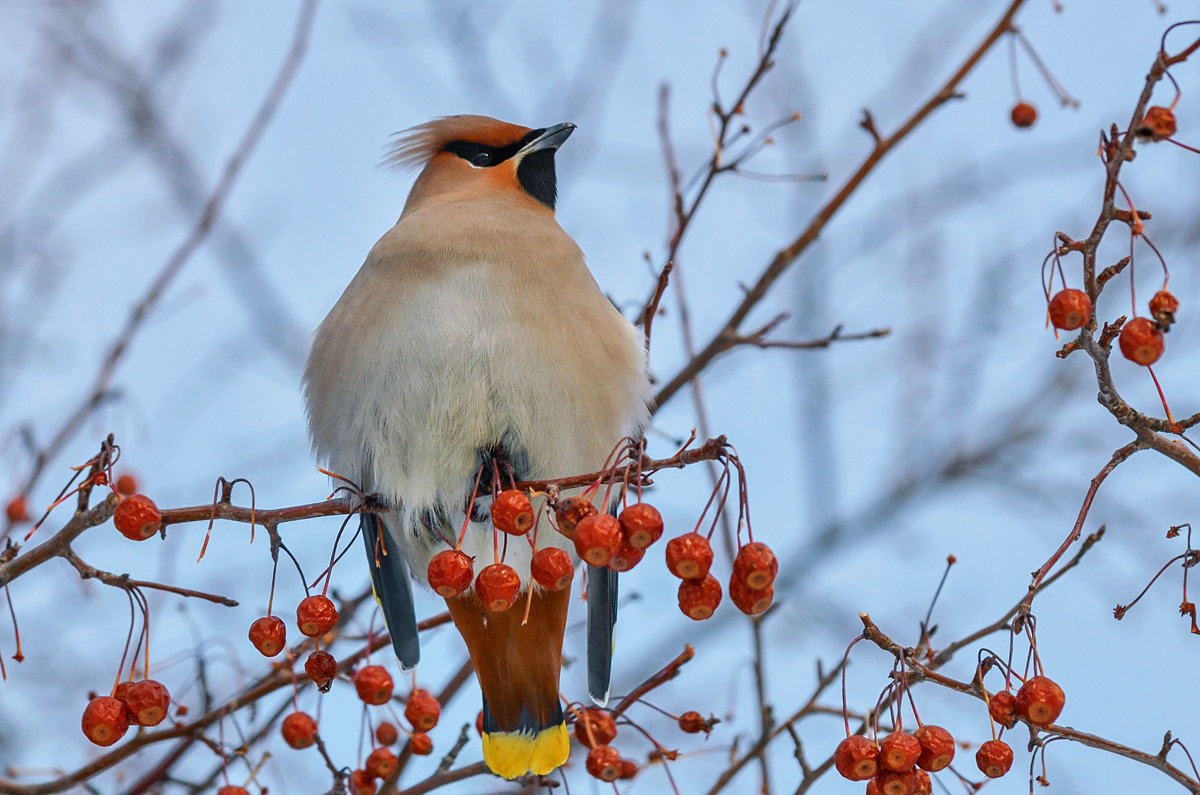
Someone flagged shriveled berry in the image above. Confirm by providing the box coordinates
[678,710,712,734]
[491,489,533,535]
[427,549,474,597]
[354,665,394,705]
[365,746,398,779]
[404,688,441,732]
[82,696,129,746]
[1119,317,1164,365]
[880,730,921,772]
[729,576,773,615]
[409,732,433,755]
[116,473,139,496]
[113,494,161,541]
[555,496,597,539]
[1047,289,1092,331]
[913,724,954,772]
[1011,102,1037,128]
[619,502,664,549]
[281,711,318,749]
[5,495,29,523]
[913,769,932,795]
[296,595,338,637]
[1136,105,1177,140]
[305,650,338,692]
[988,689,1017,728]
[607,540,645,572]
[975,738,1013,778]
[875,769,919,795]
[574,514,622,566]
[678,573,722,620]
[586,745,623,782]
[531,547,574,590]
[248,615,286,657]
[376,720,399,746]
[475,563,521,611]
[865,779,881,795]
[1150,289,1179,328]
[666,533,714,580]
[619,758,638,779]
[834,735,880,781]
[733,542,778,589]
[1015,675,1065,726]
[350,768,376,794]
[574,707,617,748]
[123,680,170,726]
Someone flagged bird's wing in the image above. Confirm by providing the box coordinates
[361,512,420,670]
[586,564,618,706]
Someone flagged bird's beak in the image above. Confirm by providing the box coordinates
[519,122,576,155]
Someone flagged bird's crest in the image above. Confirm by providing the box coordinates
[386,115,532,171]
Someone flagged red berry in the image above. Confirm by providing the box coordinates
[365,746,398,779]
[5,495,29,523]
[834,735,879,781]
[1047,289,1092,331]
[475,563,521,611]
[875,769,919,795]
[427,549,474,597]
[913,769,932,795]
[1150,289,1180,328]
[375,720,399,746]
[122,680,170,726]
[296,595,339,637]
[975,738,1013,778]
[1015,675,1065,726]
[665,533,713,580]
[1119,317,1164,365]
[729,576,774,616]
[574,707,617,748]
[409,732,433,755]
[733,542,778,590]
[82,696,130,746]
[531,547,574,590]
[475,710,485,735]
[1136,105,1177,140]
[912,725,954,772]
[619,502,664,549]
[281,711,318,749]
[678,710,711,734]
[619,758,638,779]
[1010,102,1037,128]
[865,779,881,795]
[880,730,921,772]
[573,514,622,566]
[404,688,441,732]
[354,665,394,705]
[586,745,623,782]
[217,787,250,795]
[678,573,722,620]
[607,540,645,572]
[988,689,1017,728]
[491,489,533,535]
[350,768,376,794]
[116,473,139,496]
[305,650,338,692]
[248,615,286,657]
[554,496,597,539]
[113,494,161,541]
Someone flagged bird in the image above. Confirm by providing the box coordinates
[303,115,650,779]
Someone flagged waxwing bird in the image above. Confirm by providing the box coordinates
[303,115,650,779]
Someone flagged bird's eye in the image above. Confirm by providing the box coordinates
[470,151,492,167]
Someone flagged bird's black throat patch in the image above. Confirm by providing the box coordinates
[516,149,557,209]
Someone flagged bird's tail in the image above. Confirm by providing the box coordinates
[445,587,571,779]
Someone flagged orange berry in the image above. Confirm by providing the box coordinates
[305,650,338,692]
[404,688,441,732]
[217,787,250,795]
[248,615,286,657]
[912,724,954,772]
[531,547,574,590]
[491,489,533,535]
[913,769,932,795]
[554,496,597,539]
[880,730,921,772]
[475,563,521,611]
[375,720,399,746]
[350,768,376,794]
[619,502,663,549]
[1119,317,1164,365]
[1047,288,1092,331]
[678,710,711,734]
[833,735,879,781]
[988,689,1017,728]
[82,696,129,746]
[296,595,339,637]
[574,514,621,566]
[281,711,318,749]
[113,494,161,541]
[427,549,474,597]
[678,573,722,620]
[1136,105,1177,140]
[354,665,394,706]
[409,732,433,755]
[115,473,139,496]
[729,577,774,615]
[1010,102,1037,128]
[365,746,398,779]
[1015,675,1065,725]
[5,495,29,523]
[475,710,485,735]
[665,532,713,580]
[619,758,638,779]
[122,680,170,726]
[975,738,1013,778]
[1150,289,1180,328]
[607,539,645,572]
[733,541,778,590]
[574,707,617,748]
[586,745,623,782]
[875,769,919,795]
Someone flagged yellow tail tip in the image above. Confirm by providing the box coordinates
[482,722,569,779]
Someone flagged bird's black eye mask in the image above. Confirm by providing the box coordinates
[442,128,558,209]
[442,128,546,169]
